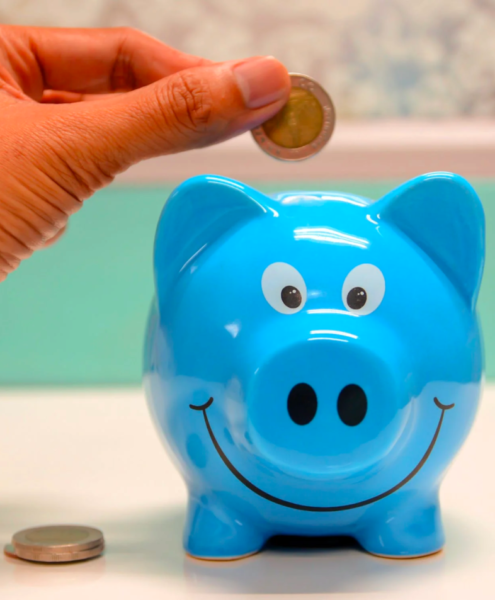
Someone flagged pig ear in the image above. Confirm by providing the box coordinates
[374,172,485,309]
[154,174,270,310]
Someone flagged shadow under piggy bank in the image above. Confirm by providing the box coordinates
[183,513,478,595]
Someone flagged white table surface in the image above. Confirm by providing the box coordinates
[0,386,493,600]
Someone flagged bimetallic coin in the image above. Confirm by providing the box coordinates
[10,525,105,563]
[251,73,335,161]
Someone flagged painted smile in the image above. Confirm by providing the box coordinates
[190,396,454,512]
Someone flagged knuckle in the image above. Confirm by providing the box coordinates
[115,26,138,39]
[0,217,35,262]
[110,29,138,91]
[162,72,214,135]
[0,250,22,274]
[114,26,148,53]
[110,57,136,91]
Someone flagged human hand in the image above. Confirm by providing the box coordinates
[0,25,290,280]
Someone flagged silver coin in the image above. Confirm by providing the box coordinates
[6,541,105,563]
[251,73,335,161]
[4,544,17,559]
[12,525,104,559]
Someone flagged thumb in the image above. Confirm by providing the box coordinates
[59,56,290,177]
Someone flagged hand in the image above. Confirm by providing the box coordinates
[0,25,290,280]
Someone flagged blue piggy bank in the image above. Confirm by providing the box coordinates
[144,172,484,560]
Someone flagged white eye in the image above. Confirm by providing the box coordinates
[342,264,385,315]
[262,263,307,314]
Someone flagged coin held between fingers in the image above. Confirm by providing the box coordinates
[251,73,335,161]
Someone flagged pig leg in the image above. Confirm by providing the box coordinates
[354,492,444,558]
[184,495,267,560]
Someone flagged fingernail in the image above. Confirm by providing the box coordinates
[234,56,289,109]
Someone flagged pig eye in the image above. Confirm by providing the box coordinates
[342,264,385,315]
[262,263,307,314]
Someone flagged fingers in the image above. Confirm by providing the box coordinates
[0,25,211,99]
[42,225,67,248]
[49,57,290,178]
[41,90,113,104]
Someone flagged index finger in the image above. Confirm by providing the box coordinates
[1,25,212,97]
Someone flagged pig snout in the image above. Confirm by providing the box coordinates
[247,333,410,477]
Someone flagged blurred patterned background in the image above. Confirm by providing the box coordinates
[1,0,495,385]
[1,0,495,118]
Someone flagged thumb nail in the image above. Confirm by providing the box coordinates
[233,56,289,109]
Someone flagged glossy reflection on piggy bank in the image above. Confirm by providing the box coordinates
[144,172,484,560]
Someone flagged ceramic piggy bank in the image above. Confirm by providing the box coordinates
[144,172,484,560]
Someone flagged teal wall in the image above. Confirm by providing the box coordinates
[1,180,494,385]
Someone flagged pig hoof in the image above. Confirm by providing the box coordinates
[356,496,445,558]
[184,498,266,560]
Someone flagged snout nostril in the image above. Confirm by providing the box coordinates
[337,384,367,426]
[288,383,318,426]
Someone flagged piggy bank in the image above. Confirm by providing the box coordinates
[144,172,484,560]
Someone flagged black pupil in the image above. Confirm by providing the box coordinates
[337,384,367,426]
[287,383,317,425]
[281,286,302,309]
[347,287,367,310]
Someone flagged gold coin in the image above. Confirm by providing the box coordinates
[251,73,335,162]
[261,87,324,149]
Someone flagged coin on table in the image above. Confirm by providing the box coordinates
[251,73,335,161]
[4,544,17,559]
[7,525,104,563]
